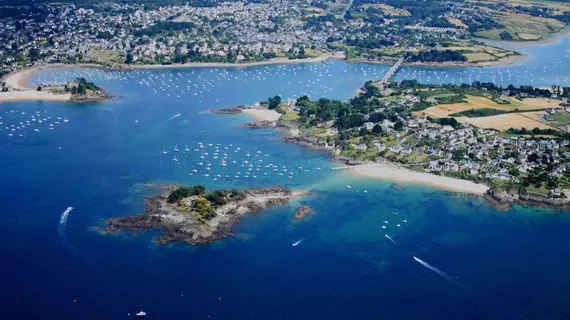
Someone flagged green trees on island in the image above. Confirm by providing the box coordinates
[167,185,206,203]
[166,185,247,222]
[66,78,100,95]
[267,95,282,109]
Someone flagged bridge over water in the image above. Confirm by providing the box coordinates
[378,57,405,86]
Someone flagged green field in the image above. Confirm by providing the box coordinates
[89,49,123,64]
[551,111,570,123]
[475,12,565,41]
[281,111,300,121]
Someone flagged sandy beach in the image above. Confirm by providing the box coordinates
[241,108,282,122]
[338,162,489,195]
[0,90,71,102]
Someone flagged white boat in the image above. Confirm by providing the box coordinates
[161,149,168,155]
[292,238,303,247]
[173,144,179,152]
[136,310,146,317]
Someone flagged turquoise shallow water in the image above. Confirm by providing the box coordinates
[2,36,570,319]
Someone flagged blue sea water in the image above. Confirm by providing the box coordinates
[2,36,570,319]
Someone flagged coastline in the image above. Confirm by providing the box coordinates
[0,90,71,102]
[0,53,346,101]
[221,107,492,195]
[241,108,282,122]
[0,45,527,96]
[352,52,526,68]
[334,163,489,195]
[132,52,346,69]
[476,25,570,47]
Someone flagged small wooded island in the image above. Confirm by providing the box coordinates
[103,185,293,245]
[39,77,111,102]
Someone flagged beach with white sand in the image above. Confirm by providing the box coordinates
[0,90,71,102]
[241,108,282,122]
[337,162,489,195]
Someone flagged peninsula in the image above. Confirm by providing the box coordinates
[232,80,570,209]
[103,185,294,245]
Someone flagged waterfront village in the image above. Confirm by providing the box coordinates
[256,80,570,201]
[3,0,570,78]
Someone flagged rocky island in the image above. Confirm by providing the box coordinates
[38,77,111,103]
[103,185,293,245]
[293,205,315,221]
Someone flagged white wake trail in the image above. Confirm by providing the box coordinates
[292,238,304,247]
[58,207,75,250]
[384,234,400,247]
[59,207,74,226]
[413,256,460,284]
[165,113,181,122]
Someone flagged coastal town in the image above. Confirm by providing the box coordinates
[235,79,570,207]
[3,0,570,80]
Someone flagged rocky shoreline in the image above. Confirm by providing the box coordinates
[70,89,113,103]
[485,188,570,211]
[103,185,294,245]
[242,120,277,128]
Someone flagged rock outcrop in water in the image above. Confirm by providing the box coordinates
[103,185,293,245]
[242,120,277,128]
[210,106,244,114]
[293,205,314,221]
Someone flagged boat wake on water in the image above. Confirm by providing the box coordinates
[292,238,304,247]
[58,207,75,251]
[59,207,73,225]
[165,113,181,122]
[413,256,463,286]
[384,234,400,247]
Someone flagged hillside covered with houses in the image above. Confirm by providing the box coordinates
[269,80,570,201]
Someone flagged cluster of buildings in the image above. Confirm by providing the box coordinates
[0,0,494,76]
[0,0,361,75]
[317,87,570,194]
[347,114,570,190]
